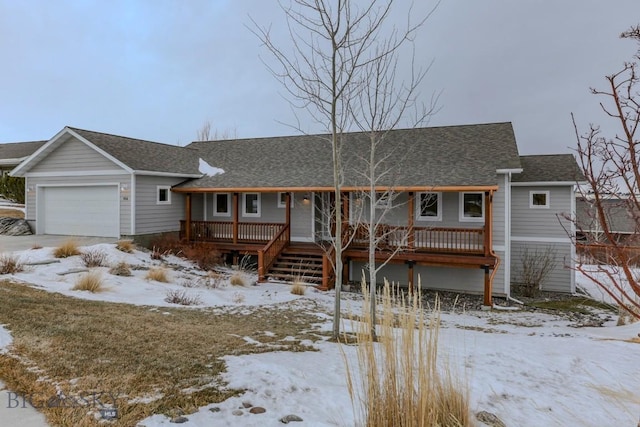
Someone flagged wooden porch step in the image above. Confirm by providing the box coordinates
[276,255,322,264]
[268,272,323,284]
[269,266,322,275]
[267,249,325,284]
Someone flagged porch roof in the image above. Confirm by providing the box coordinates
[175,122,521,191]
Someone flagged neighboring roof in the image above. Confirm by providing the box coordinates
[512,154,585,183]
[0,140,46,163]
[178,122,522,190]
[576,197,637,234]
[67,128,200,175]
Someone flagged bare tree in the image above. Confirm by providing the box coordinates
[196,120,237,141]
[252,0,430,338]
[573,24,640,318]
[349,37,438,337]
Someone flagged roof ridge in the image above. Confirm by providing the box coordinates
[187,122,514,145]
[67,126,185,149]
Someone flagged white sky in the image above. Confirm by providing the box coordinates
[1,1,639,155]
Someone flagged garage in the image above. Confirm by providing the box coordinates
[39,185,120,237]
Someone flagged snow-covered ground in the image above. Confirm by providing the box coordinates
[0,243,638,427]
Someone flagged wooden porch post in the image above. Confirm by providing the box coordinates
[342,192,349,238]
[484,191,493,257]
[408,192,415,250]
[233,192,239,244]
[185,193,192,242]
[285,192,291,226]
[342,257,349,286]
[407,260,415,293]
[483,266,492,307]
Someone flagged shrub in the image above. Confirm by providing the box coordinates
[230,272,246,287]
[291,281,306,295]
[109,262,132,277]
[0,175,25,204]
[80,249,107,267]
[148,233,184,255]
[116,240,135,253]
[197,271,224,289]
[0,254,23,274]
[73,271,105,293]
[345,279,470,427]
[150,247,166,261]
[164,289,202,306]
[146,267,170,283]
[232,291,245,304]
[517,247,558,297]
[181,244,222,271]
[53,240,81,258]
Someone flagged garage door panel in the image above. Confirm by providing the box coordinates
[42,186,119,237]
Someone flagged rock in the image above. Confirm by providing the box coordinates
[170,416,189,424]
[0,217,31,236]
[209,407,221,413]
[232,409,243,416]
[57,268,90,276]
[249,407,266,414]
[242,401,253,408]
[280,414,304,423]
[476,411,506,427]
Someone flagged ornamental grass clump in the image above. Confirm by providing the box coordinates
[53,240,81,258]
[344,279,471,427]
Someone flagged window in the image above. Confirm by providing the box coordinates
[459,192,484,221]
[530,191,550,208]
[242,193,261,217]
[375,192,391,209]
[277,192,294,208]
[213,193,230,216]
[157,186,171,205]
[417,192,441,221]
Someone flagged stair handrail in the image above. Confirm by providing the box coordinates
[258,223,290,281]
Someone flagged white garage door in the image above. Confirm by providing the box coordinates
[41,186,120,237]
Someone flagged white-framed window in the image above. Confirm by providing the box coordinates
[156,186,171,205]
[277,192,294,208]
[242,192,261,217]
[213,193,231,216]
[416,192,442,221]
[530,191,550,208]
[459,192,484,222]
[375,191,391,209]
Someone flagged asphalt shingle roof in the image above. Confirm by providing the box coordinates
[0,140,46,160]
[512,154,585,183]
[69,127,200,175]
[576,197,638,234]
[179,122,522,189]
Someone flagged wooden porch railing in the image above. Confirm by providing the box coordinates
[180,220,285,242]
[258,223,291,281]
[348,224,484,254]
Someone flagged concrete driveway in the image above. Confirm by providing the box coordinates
[0,235,119,252]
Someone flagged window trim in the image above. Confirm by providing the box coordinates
[529,190,550,209]
[416,192,442,221]
[213,193,231,217]
[242,192,261,217]
[277,192,294,209]
[156,185,171,205]
[459,192,484,222]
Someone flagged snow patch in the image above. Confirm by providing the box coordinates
[198,158,225,177]
[0,325,13,354]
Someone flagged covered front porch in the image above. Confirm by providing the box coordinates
[176,189,499,305]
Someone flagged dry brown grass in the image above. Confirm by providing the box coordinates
[0,280,324,426]
[80,249,107,267]
[53,240,81,258]
[146,267,170,283]
[229,272,246,286]
[0,208,24,218]
[164,289,202,306]
[109,261,132,277]
[72,271,105,293]
[291,281,306,295]
[344,280,471,427]
[115,240,135,253]
[0,253,23,274]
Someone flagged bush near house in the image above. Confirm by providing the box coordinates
[0,175,25,204]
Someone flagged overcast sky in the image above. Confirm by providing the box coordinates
[1,1,638,155]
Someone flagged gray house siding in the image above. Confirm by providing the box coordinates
[350,261,505,295]
[134,175,187,235]
[27,135,122,173]
[510,185,575,293]
[25,174,132,235]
